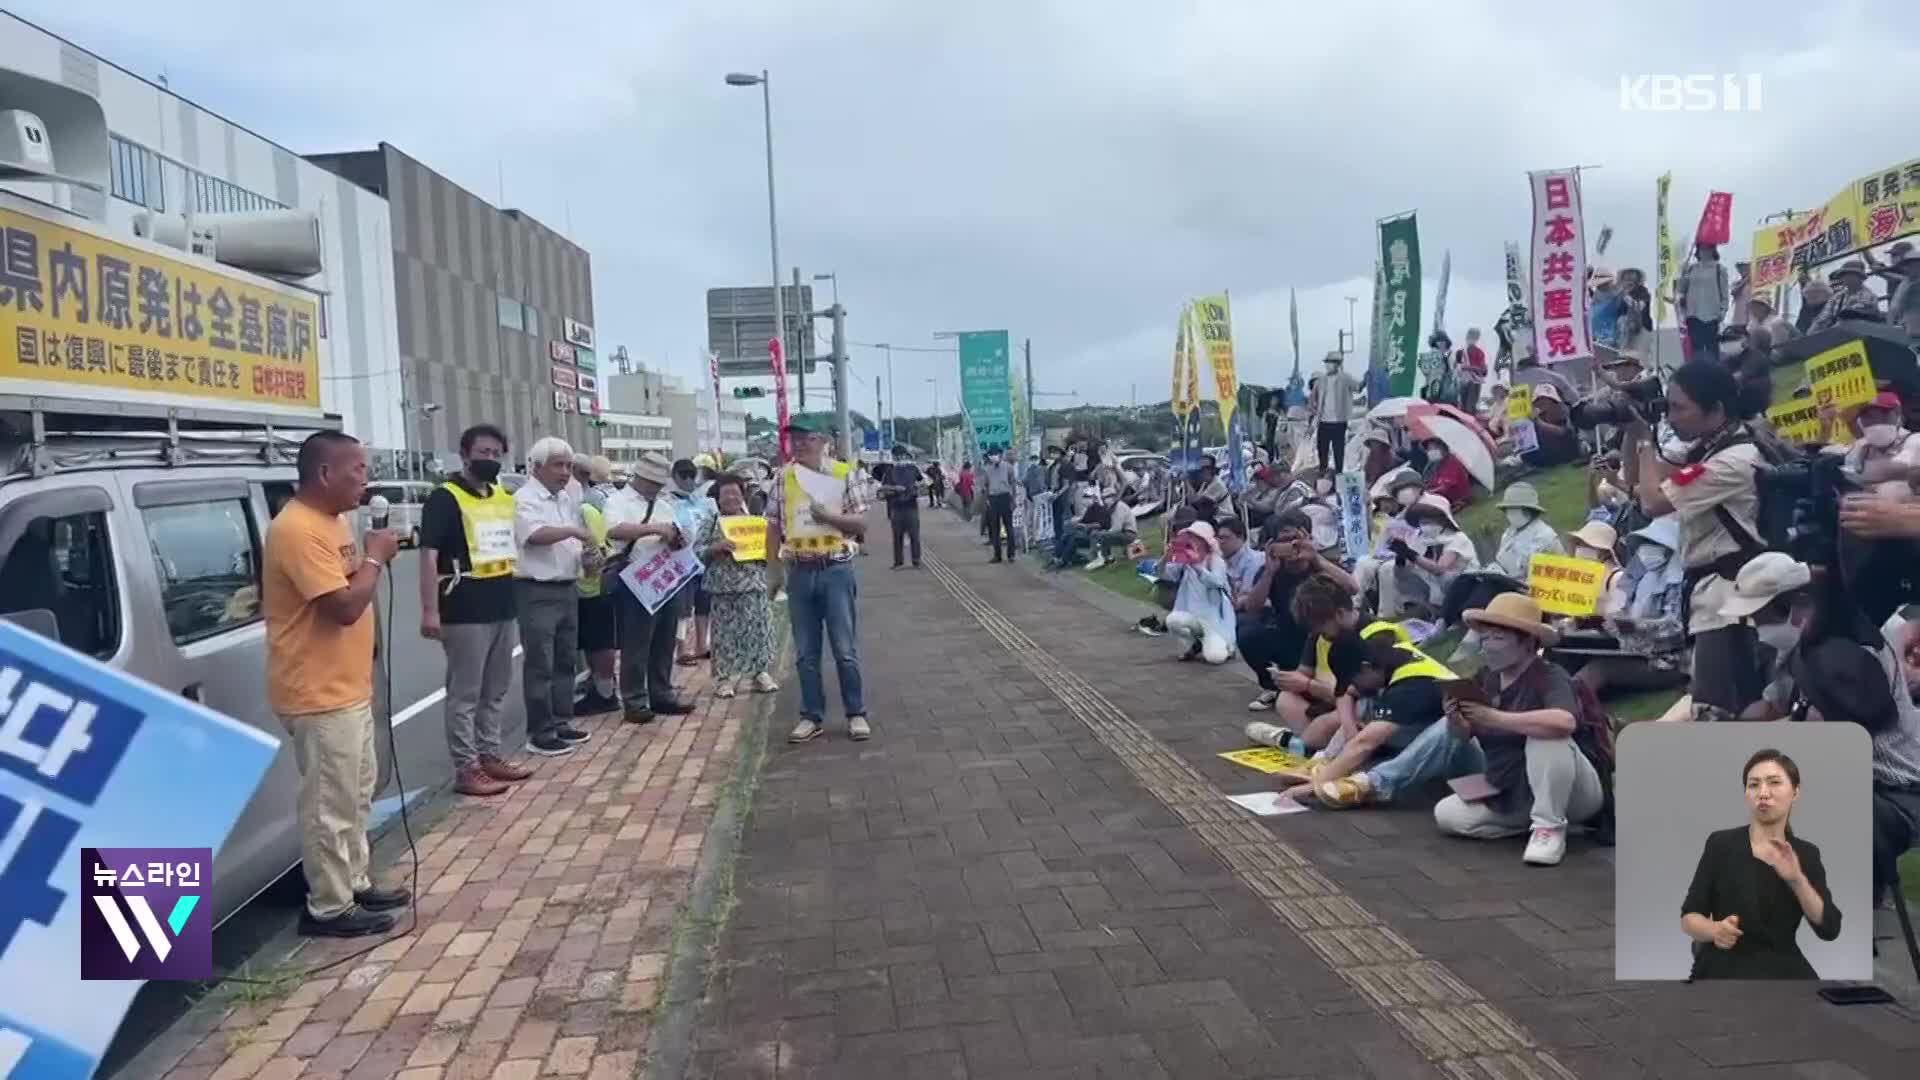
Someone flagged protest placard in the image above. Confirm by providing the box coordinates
[1528,553,1608,616]
[620,544,705,613]
[720,516,769,562]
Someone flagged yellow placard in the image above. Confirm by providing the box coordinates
[1506,383,1533,420]
[1854,157,1920,249]
[1218,746,1310,774]
[1747,188,1861,292]
[1806,339,1875,412]
[0,203,322,411]
[1765,399,1834,446]
[1194,293,1236,429]
[720,515,768,562]
[1528,553,1607,616]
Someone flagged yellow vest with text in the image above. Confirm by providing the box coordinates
[1384,645,1457,686]
[577,502,609,598]
[780,460,857,560]
[442,480,517,579]
[1313,620,1419,683]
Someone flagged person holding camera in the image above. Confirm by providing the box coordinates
[1634,361,1769,721]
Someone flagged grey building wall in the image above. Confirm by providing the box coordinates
[308,143,599,464]
[605,370,671,417]
[663,390,700,460]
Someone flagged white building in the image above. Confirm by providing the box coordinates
[599,410,674,463]
[695,389,751,457]
[0,12,405,451]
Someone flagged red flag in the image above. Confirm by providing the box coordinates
[1695,192,1734,246]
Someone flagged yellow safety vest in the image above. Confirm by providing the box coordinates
[779,460,856,560]
[578,502,609,598]
[1312,619,1417,683]
[442,480,517,579]
[1384,646,1457,686]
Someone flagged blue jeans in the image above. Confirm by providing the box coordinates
[1364,718,1485,801]
[787,560,864,720]
[1053,524,1091,564]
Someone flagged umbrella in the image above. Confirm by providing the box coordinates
[1366,396,1422,421]
[1404,404,1496,490]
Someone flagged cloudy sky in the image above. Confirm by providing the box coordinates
[20,0,1919,420]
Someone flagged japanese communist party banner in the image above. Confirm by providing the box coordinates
[1527,169,1594,365]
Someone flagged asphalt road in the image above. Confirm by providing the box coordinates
[102,554,535,1076]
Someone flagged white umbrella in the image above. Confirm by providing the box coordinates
[1405,409,1495,490]
[1366,397,1422,420]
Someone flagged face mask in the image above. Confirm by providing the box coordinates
[1427,444,1447,458]
[468,459,502,484]
[1755,620,1802,656]
[1505,509,1532,530]
[1479,630,1529,672]
[1418,523,1443,540]
[1315,478,1334,496]
[1326,363,1340,373]
[1396,489,1419,508]
[1574,545,1601,562]
[1862,423,1901,448]
[1635,545,1669,569]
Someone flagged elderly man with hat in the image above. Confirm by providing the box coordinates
[1744,295,1793,352]
[605,450,698,725]
[1492,482,1566,580]
[1810,260,1885,332]
[1439,593,1609,866]
[1872,240,1920,335]
[1839,390,1920,498]
[1309,349,1357,474]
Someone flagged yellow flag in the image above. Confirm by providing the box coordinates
[1171,306,1191,420]
[1195,293,1236,430]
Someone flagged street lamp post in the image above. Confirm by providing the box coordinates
[875,343,896,443]
[812,271,838,306]
[725,69,784,442]
[925,377,940,454]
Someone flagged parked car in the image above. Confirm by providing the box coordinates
[353,480,435,547]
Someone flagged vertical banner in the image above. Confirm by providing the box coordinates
[1695,191,1734,246]
[1378,214,1422,397]
[1194,294,1243,490]
[1337,471,1370,562]
[707,350,724,458]
[1433,250,1452,334]
[957,330,1014,461]
[769,336,791,462]
[1504,241,1527,309]
[1288,287,1301,379]
[1367,257,1389,403]
[1655,173,1674,328]
[1528,169,1595,366]
[1171,306,1194,470]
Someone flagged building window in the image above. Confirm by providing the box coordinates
[497,294,524,331]
[108,135,163,211]
[524,306,540,337]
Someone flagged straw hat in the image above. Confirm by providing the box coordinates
[589,455,613,483]
[1568,520,1617,552]
[1404,493,1461,532]
[1464,592,1559,645]
[1496,482,1545,514]
[630,450,674,486]
[1719,552,1812,619]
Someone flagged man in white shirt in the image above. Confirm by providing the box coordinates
[605,451,694,724]
[514,437,594,755]
[1082,492,1141,571]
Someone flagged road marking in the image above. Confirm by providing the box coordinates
[391,645,525,725]
[923,554,1579,1079]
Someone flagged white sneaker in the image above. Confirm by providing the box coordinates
[1084,556,1107,571]
[848,715,872,740]
[751,672,780,694]
[788,718,823,743]
[1523,826,1566,866]
[1247,691,1279,712]
[1243,721,1298,751]
[772,590,787,604]
[715,680,737,699]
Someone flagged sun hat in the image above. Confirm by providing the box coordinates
[630,451,674,486]
[1624,513,1681,554]
[1369,465,1421,501]
[1496,482,1545,514]
[1404,493,1461,532]
[1323,350,1345,364]
[1532,382,1564,404]
[1830,260,1869,282]
[589,455,613,484]
[1889,241,1918,265]
[1718,552,1813,619]
[1179,520,1220,558]
[1463,592,1559,645]
[1362,427,1393,448]
[1568,520,1617,552]
[1862,390,1902,414]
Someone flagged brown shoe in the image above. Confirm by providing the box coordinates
[455,766,510,797]
[479,756,533,783]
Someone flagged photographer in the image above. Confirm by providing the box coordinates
[1634,361,1768,721]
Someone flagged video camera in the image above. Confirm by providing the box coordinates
[1572,375,1666,430]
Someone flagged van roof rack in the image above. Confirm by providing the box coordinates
[0,394,343,484]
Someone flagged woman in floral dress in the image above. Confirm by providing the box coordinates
[696,474,779,698]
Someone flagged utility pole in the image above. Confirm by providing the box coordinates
[1023,338,1034,457]
[792,267,806,408]
[831,303,851,460]
[875,375,884,443]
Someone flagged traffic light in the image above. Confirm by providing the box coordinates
[732,387,766,399]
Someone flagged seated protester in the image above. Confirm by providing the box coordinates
[1302,501,1344,556]
[1438,593,1609,866]
[1420,436,1474,509]
[1635,360,1771,722]
[1048,490,1114,568]
[1191,454,1236,519]
[1080,490,1141,571]
[1279,631,1460,808]
[1809,260,1883,331]
[1136,497,1218,632]
[1869,618,1920,912]
[1567,519,1622,614]
[1492,482,1565,580]
[1723,553,1820,723]
[1353,469,1426,614]
[1219,518,1269,636]
[1578,515,1688,698]
[1239,510,1357,704]
[1482,384,1512,443]
[1362,428,1398,486]
[1837,391,1920,499]
[1522,383,1582,468]
[1385,494,1481,619]
[1163,522,1237,664]
[1247,573,1420,754]
[1245,465,1309,535]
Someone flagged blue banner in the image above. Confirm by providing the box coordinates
[0,623,279,1080]
[957,331,1014,460]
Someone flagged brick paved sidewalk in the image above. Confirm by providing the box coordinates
[685,507,1920,1079]
[137,662,748,1080]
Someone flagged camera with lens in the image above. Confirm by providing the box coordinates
[1571,375,1665,429]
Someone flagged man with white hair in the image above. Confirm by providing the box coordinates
[515,436,595,756]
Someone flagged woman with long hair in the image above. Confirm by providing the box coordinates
[1680,749,1841,979]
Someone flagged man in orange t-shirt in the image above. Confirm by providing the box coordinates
[263,431,406,937]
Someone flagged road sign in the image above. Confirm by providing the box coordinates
[708,286,816,374]
[717,355,819,378]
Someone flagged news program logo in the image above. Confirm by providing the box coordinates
[79,847,211,980]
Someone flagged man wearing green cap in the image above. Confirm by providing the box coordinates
[768,415,873,742]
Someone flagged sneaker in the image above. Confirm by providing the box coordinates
[715,680,738,699]
[299,905,394,938]
[751,672,780,694]
[574,688,621,715]
[848,715,872,740]
[772,590,787,604]
[1313,773,1374,809]
[455,765,510,797]
[789,718,824,743]
[654,699,695,716]
[623,705,656,726]
[354,885,411,912]
[1523,826,1567,866]
[1247,691,1279,712]
[1243,721,1300,752]
[1084,556,1107,571]
[1135,617,1166,637]
[525,733,575,756]
[553,724,591,744]
[480,756,533,782]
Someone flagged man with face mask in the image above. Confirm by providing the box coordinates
[980,445,1018,564]
[1440,594,1608,866]
[1840,391,1920,498]
[879,445,926,569]
[1720,553,1817,722]
[418,423,538,795]
[1310,351,1355,474]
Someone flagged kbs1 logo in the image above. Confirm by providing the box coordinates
[80,848,212,980]
[1618,74,1763,113]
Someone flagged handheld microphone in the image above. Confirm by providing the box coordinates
[369,494,391,531]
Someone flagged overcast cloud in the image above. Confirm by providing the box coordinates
[20,0,1920,419]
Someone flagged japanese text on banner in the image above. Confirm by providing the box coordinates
[1528,553,1607,616]
[1193,294,1236,430]
[1377,215,1422,397]
[720,516,768,562]
[1528,169,1594,365]
[0,205,320,411]
[1765,399,1839,446]
[1806,339,1876,412]
[619,545,705,613]
[1507,383,1534,420]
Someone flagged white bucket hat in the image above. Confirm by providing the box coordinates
[1720,552,1813,619]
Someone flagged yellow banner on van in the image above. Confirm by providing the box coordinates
[720,515,769,562]
[1507,383,1533,420]
[0,203,321,411]
[1806,338,1875,412]
[1747,187,1862,292]
[1528,553,1607,616]
[1855,157,1920,249]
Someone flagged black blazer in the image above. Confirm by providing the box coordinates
[1682,826,1841,980]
